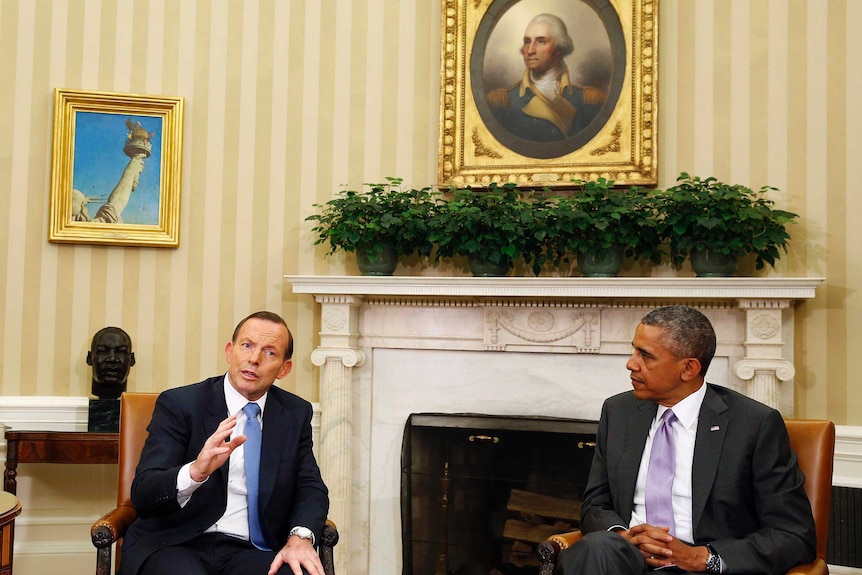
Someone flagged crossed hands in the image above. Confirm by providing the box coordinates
[617,524,710,572]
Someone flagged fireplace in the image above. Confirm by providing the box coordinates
[286,275,822,575]
[401,413,598,575]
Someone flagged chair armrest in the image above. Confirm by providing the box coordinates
[91,505,138,548]
[319,518,339,575]
[785,558,828,575]
[536,530,583,575]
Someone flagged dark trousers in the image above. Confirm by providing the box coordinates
[559,530,695,575]
[137,533,310,575]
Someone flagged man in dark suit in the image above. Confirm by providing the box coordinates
[560,305,815,574]
[119,311,329,575]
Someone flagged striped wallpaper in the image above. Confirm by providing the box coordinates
[0,0,859,424]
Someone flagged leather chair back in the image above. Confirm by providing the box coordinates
[785,419,835,562]
[117,393,159,507]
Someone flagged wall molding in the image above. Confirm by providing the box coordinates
[15,540,94,556]
[835,425,862,488]
[0,396,90,432]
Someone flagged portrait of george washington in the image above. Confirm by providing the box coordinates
[471,0,625,159]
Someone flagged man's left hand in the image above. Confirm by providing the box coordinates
[661,538,711,572]
[268,535,325,575]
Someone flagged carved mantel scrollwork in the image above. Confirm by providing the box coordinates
[484,307,599,351]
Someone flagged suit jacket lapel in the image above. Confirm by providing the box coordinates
[691,385,729,533]
[259,392,289,506]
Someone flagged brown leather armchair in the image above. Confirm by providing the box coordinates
[90,392,339,575]
[536,419,835,575]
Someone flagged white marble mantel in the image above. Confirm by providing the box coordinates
[285,275,824,575]
[286,275,823,299]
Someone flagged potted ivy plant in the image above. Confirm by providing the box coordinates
[545,178,663,277]
[306,177,438,275]
[428,183,540,276]
[657,173,798,276]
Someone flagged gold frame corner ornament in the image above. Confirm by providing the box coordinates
[438,0,658,188]
[49,88,184,248]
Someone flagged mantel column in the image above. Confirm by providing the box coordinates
[309,295,365,575]
[733,299,795,411]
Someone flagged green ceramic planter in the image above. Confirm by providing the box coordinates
[356,243,398,276]
[690,249,739,277]
[467,254,511,277]
[577,245,624,277]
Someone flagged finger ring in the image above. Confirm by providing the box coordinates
[650,554,655,559]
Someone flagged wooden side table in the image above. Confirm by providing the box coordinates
[3,430,119,495]
[0,491,22,575]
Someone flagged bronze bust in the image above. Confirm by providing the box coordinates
[87,327,135,432]
[87,326,136,400]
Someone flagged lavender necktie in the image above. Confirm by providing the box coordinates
[645,409,677,534]
[243,402,270,550]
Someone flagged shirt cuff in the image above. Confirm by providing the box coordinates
[176,461,207,507]
[288,526,316,546]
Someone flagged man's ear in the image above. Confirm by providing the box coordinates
[679,358,703,382]
[277,360,293,380]
[130,352,136,367]
[86,351,93,366]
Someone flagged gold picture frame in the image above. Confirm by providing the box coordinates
[49,88,184,247]
[438,0,657,188]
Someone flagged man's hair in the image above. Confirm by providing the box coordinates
[640,305,716,376]
[528,13,575,58]
[232,311,294,360]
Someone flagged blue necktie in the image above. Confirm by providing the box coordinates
[646,409,677,534]
[243,402,270,550]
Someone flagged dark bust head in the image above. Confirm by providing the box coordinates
[87,327,136,399]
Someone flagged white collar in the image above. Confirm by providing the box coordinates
[657,382,706,430]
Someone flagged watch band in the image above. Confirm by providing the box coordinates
[705,544,721,574]
[289,526,314,543]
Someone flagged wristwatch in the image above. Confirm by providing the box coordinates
[289,526,314,542]
[705,544,721,574]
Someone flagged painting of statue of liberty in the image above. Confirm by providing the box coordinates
[71,113,163,226]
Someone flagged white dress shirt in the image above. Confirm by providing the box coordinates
[629,382,707,544]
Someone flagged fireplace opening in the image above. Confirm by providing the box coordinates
[401,413,598,575]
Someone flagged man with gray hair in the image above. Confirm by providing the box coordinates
[561,305,816,574]
[487,13,605,141]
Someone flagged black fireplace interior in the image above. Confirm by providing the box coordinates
[401,413,598,575]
